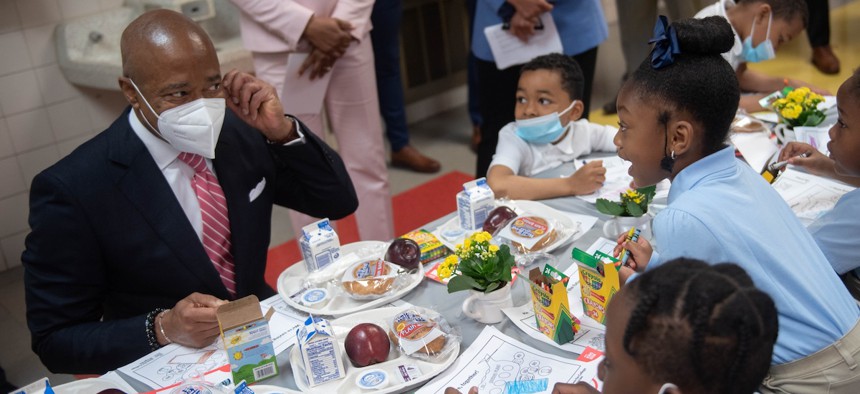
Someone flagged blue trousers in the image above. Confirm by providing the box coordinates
[370,0,410,152]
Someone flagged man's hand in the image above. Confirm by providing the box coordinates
[222,69,296,143]
[568,161,606,195]
[778,142,835,177]
[551,382,601,394]
[613,231,653,273]
[157,292,227,348]
[302,16,353,58]
[508,0,553,19]
[509,12,539,42]
[298,48,336,81]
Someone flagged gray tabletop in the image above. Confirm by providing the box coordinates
[119,155,652,393]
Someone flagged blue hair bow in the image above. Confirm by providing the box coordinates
[648,15,680,69]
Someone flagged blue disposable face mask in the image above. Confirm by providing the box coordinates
[741,12,775,63]
[515,101,577,144]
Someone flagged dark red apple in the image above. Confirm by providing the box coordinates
[344,323,391,367]
[385,238,421,269]
[483,206,518,235]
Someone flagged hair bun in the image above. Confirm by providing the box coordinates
[673,16,735,56]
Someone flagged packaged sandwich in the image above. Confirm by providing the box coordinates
[340,258,407,300]
[387,307,459,360]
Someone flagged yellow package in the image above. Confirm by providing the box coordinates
[525,265,580,344]
[572,248,620,324]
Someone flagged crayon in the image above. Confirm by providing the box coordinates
[620,228,641,266]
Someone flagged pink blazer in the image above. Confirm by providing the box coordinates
[229,0,374,53]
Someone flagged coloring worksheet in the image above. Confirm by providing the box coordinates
[772,168,855,225]
[416,326,600,394]
[572,157,670,204]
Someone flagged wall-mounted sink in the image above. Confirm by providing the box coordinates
[56,0,253,91]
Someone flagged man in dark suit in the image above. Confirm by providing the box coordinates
[22,10,358,374]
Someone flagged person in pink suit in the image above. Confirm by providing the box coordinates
[229,0,394,241]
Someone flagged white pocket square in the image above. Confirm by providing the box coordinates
[249,178,266,202]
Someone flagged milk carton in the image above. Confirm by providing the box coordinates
[299,218,341,272]
[457,178,495,231]
[216,295,279,385]
[296,316,346,387]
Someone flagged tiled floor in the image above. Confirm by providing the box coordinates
[1,0,857,388]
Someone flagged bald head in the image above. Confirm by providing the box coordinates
[121,9,216,82]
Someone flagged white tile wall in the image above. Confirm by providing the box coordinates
[0,0,125,271]
[1,230,28,269]
[6,108,55,153]
[0,1,21,35]
[14,0,61,29]
[48,97,93,141]
[0,31,32,76]
[0,193,29,238]
[0,70,44,115]
[0,156,26,199]
[24,24,58,67]
[17,145,60,189]
[0,119,13,158]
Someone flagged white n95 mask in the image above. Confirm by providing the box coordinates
[128,79,226,159]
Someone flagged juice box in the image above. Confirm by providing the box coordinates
[572,248,620,324]
[295,316,346,387]
[299,218,341,272]
[456,178,494,231]
[216,295,278,385]
[525,265,580,344]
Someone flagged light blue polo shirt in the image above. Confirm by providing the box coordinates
[648,146,859,365]
[808,188,860,278]
[471,0,608,63]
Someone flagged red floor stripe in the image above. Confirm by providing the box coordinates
[264,171,474,288]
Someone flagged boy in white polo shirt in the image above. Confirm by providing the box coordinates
[487,54,616,200]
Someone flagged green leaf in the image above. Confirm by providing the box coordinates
[596,199,625,216]
[626,200,644,217]
[484,281,501,293]
[448,275,482,293]
[636,185,657,204]
[803,113,825,127]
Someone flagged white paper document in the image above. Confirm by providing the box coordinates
[416,326,601,394]
[772,168,855,226]
[484,13,563,70]
[572,157,670,204]
[283,52,333,115]
[731,130,778,173]
[119,295,307,389]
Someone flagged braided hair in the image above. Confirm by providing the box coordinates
[737,0,809,27]
[521,53,585,102]
[621,258,778,394]
[626,16,740,157]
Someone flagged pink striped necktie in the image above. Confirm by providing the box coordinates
[178,152,237,298]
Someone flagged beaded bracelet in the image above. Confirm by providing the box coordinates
[145,308,167,351]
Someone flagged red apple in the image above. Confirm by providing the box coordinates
[385,238,421,269]
[483,206,518,235]
[344,323,391,367]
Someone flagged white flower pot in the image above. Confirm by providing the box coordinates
[602,214,653,240]
[461,283,513,324]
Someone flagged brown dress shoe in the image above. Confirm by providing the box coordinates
[812,45,840,75]
[391,145,441,173]
[470,125,481,153]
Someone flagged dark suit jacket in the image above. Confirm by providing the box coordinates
[23,108,357,374]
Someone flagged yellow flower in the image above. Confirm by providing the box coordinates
[787,87,810,104]
[489,244,499,252]
[773,98,788,107]
[781,103,802,119]
[463,238,471,249]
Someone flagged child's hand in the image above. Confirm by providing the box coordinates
[568,161,606,195]
[551,382,600,394]
[445,387,478,394]
[778,142,835,177]
[613,231,652,272]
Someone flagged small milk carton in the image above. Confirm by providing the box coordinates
[299,218,341,272]
[457,177,495,231]
[572,248,621,324]
[525,265,580,344]
[216,295,279,385]
[296,316,346,387]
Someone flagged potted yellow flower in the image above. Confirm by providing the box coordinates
[772,87,825,127]
[595,186,656,239]
[437,231,516,324]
